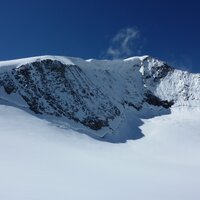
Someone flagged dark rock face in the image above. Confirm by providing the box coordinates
[0,58,175,131]
[0,73,17,94]
[145,92,174,108]
[142,57,174,82]
[152,64,174,81]
[0,60,120,130]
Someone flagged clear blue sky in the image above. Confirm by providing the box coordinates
[0,0,199,72]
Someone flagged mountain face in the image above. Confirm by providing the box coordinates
[0,55,199,136]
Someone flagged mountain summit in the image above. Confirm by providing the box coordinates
[0,55,199,140]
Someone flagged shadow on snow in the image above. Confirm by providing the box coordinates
[0,98,171,143]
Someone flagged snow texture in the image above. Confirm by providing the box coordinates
[0,105,200,200]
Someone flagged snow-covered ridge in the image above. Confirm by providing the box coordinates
[0,55,149,70]
[0,55,74,71]
[0,55,199,138]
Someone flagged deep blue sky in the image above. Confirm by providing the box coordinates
[0,0,199,72]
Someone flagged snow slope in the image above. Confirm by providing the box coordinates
[0,105,200,200]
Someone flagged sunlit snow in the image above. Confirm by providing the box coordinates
[0,105,200,200]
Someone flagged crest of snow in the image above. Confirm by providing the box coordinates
[0,55,74,72]
[123,55,149,62]
[85,58,94,62]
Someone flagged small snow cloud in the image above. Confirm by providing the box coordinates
[106,27,143,59]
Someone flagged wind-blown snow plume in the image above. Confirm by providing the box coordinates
[106,27,142,59]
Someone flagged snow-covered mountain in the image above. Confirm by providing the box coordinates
[0,55,199,140]
[0,55,200,200]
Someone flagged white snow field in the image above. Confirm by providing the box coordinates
[0,104,200,200]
